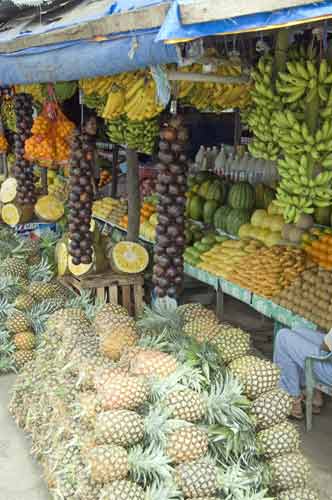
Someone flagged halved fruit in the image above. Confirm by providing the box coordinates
[35,194,64,222]
[0,177,18,203]
[1,203,34,225]
[112,241,149,274]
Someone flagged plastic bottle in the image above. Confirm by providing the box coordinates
[214,146,226,176]
[195,146,205,169]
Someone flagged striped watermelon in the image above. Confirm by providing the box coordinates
[227,182,255,210]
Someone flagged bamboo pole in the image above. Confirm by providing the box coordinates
[167,71,250,84]
[126,148,140,242]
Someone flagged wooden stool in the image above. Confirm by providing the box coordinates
[61,269,144,317]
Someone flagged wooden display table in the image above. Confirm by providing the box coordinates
[61,270,144,317]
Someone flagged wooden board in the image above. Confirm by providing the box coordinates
[180,0,324,25]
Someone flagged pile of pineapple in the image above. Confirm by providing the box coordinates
[8,297,318,499]
[0,227,78,373]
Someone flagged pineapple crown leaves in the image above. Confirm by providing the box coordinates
[65,290,100,321]
[128,443,174,487]
[39,229,61,251]
[150,364,205,402]
[137,330,170,351]
[137,297,183,335]
[27,299,63,336]
[143,404,192,448]
[0,273,23,301]
[27,257,54,283]
[218,458,273,499]
[145,481,182,500]
[203,373,253,430]
[0,296,14,320]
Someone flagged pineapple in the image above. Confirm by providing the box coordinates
[77,391,103,427]
[86,443,170,484]
[96,306,138,361]
[277,488,319,500]
[14,294,35,312]
[29,281,61,301]
[269,452,311,492]
[4,257,28,278]
[251,389,293,430]
[229,355,280,399]
[257,421,300,458]
[95,303,129,321]
[95,410,144,447]
[6,310,31,334]
[175,459,219,498]
[178,303,217,324]
[14,350,35,369]
[183,316,220,343]
[163,389,205,423]
[13,331,36,350]
[212,327,251,364]
[166,425,209,463]
[121,347,178,379]
[100,480,145,500]
[98,373,149,411]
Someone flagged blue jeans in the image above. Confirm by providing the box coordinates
[273,327,332,397]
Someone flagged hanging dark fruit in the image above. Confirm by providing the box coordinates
[153,116,188,299]
[67,128,95,266]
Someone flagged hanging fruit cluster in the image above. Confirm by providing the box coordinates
[246,42,332,223]
[152,116,188,298]
[25,104,75,165]
[13,94,36,206]
[106,116,159,154]
[1,97,17,132]
[0,134,8,153]
[68,129,95,266]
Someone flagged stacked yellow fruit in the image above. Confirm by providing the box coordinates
[198,239,262,278]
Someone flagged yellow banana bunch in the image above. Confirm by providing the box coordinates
[14,84,45,103]
[102,86,125,120]
[124,77,164,121]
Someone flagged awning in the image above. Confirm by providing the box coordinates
[156,0,332,43]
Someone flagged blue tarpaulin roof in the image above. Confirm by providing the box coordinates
[156,0,332,43]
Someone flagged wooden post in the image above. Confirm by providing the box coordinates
[274,29,289,79]
[126,148,140,242]
[233,109,241,147]
[111,145,119,198]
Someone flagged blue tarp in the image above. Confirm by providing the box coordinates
[0,31,178,85]
[156,0,332,43]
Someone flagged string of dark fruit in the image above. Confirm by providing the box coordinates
[153,115,189,298]
[68,119,96,266]
[13,93,36,206]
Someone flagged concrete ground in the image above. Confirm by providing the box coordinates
[0,292,331,500]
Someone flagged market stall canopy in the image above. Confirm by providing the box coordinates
[156,0,332,43]
[0,0,178,84]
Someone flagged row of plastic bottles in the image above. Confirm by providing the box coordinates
[194,145,278,185]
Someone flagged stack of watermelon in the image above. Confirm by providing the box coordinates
[186,172,227,224]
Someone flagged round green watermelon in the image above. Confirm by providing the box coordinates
[226,208,251,236]
[227,182,255,210]
[213,206,233,231]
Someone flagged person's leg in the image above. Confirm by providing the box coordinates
[274,328,322,397]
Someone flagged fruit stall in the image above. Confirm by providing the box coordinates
[0,0,332,498]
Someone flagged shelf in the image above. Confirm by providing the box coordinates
[92,215,155,245]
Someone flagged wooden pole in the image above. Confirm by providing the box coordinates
[40,166,48,195]
[126,148,140,242]
[111,145,119,198]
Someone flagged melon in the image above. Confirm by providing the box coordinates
[314,207,331,226]
[35,194,64,222]
[213,206,233,231]
[112,241,149,274]
[251,209,268,227]
[295,213,314,230]
[255,183,275,209]
[227,182,255,211]
[264,231,282,247]
[267,200,283,216]
[238,223,253,239]
[226,208,251,236]
[270,215,284,233]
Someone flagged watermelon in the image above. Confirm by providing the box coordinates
[255,183,275,209]
[227,182,255,210]
[190,195,205,221]
[206,180,226,203]
[226,209,251,236]
[203,200,219,224]
[213,206,233,231]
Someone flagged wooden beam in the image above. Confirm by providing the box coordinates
[0,3,170,53]
[167,70,250,84]
[126,148,140,242]
[180,0,324,25]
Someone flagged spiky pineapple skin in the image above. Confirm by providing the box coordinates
[96,306,138,360]
[175,460,219,498]
[163,389,205,423]
[166,425,209,463]
[122,347,178,379]
[14,350,35,369]
[178,303,217,323]
[6,311,30,334]
[95,410,144,447]
[277,487,319,500]
[86,445,128,483]
[257,421,300,458]
[229,355,280,399]
[212,327,251,364]
[4,257,28,278]
[99,480,145,500]
[14,294,35,312]
[269,452,311,492]
[251,389,293,430]
[13,331,36,350]
[98,374,149,411]
[183,317,220,343]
